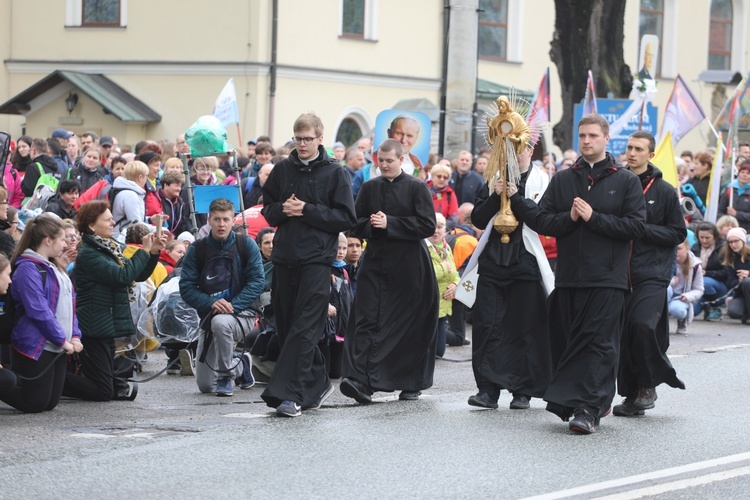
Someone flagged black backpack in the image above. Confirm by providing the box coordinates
[193,234,250,300]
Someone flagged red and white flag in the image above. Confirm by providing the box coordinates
[659,74,706,145]
[529,68,551,123]
[582,70,597,115]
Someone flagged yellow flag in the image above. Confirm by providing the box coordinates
[652,131,678,188]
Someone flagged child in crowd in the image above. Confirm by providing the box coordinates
[320,233,352,379]
[668,239,704,335]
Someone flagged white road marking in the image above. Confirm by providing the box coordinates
[222,413,271,419]
[599,465,750,499]
[521,451,750,499]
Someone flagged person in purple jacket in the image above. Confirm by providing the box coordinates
[0,214,82,413]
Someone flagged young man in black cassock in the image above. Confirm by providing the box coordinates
[616,131,686,417]
[340,139,439,403]
[535,114,646,434]
[260,113,356,417]
[468,148,554,411]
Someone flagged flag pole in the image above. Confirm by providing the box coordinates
[704,118,727,155]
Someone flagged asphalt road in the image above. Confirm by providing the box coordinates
[1,316,749,499]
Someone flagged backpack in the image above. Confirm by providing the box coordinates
[0,262,47,344]
[0,131,11,172]
[22,163,61,210]
[193,234,250,301]
[74,179,112,210]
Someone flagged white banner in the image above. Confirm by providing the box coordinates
[213,78,239,128]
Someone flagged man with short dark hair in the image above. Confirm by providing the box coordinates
[340,139,439,404]
[21,138,62,198]
[260,113,356,417]
[615,130,686,418]
[535,114,646,434]
[180,198,264,396]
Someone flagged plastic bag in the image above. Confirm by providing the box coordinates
[184,115,232,157]
[138,276,200,344]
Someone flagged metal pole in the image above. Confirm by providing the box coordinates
[231,150,248,232]
[180,153,199,235]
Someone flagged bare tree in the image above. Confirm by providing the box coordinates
[550,0,633,150]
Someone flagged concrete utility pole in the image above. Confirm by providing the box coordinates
[443,0,478,158]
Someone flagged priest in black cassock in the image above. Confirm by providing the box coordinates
[340,139,439,403]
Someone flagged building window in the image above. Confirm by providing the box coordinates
[66,0,126,27]
[479,0,508,61]
[342,0,365,38]
[708,0,733,70]
[336,118,363,147]
[638,0,663,77]
[82,0,120,26]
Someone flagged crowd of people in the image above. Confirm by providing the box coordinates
[0,114,748,436]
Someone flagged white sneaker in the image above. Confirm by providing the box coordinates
[179,349,195,376]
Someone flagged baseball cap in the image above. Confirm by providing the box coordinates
[51,128,74,140]
[100,136,114,147]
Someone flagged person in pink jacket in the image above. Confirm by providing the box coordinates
[4,162,24,209]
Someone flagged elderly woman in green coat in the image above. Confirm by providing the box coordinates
[63,200,165,401]
[427,213,460,358]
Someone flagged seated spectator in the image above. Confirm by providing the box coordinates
[668,239,704,335]
[719,160,750,232]
[426,213,459,358]
[716,215,739,239]
[111,161,163,242]
[428,164,459,231]
[184,157,218,229]
[0,215,81,413]
[722,227,750,323]
[343,231,362,296]
[4,207,23,243]
[44,179,80,220]
[691,222,728,320]
[106,156,127,184]
[241,164,273,209]
[159,240,186,275]
[135,151,164,217]
[0,186,16,259]
[158,171,193,237]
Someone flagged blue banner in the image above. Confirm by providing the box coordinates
[573,99,658,158]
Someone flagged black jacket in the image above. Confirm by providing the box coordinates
[687,173,710,205]
[449,170,485,206]
[534,153,646,290]
[44,198,76,220]
[718,184,750,232]
[262,146,356,266]
[242,176,263,209]
[21,155,61,197]
[67,165,108,193]
[691,240,726,282]
[628,163,687,286]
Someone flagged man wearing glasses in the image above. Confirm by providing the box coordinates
[260,113,356,417]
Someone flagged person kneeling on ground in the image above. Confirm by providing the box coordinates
[179,198,264,397]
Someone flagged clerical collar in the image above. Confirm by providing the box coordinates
[300,152,319,166]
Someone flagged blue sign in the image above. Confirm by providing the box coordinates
[573,99,658,158]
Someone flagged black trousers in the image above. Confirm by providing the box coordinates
[472,278,551,400]
[619,283,684,397]
[446,300,467,345]
[63,336,115,402]
[0,349,67,413]
[544,287,624,421]
[0,366,15,393]
[261,264,330,409]
[728,279,750,320]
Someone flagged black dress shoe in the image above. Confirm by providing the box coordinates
[569,408,597,434]
[399,390,421,401]
[340,378,372,404]
[462,338,471,346]
[509,394,530,410]
[468,392,498,409]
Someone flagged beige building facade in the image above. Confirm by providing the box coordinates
[0,0,747,158]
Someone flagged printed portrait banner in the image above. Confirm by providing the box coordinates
[373,110,431,175]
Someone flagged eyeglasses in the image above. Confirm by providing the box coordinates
[292,136,319,145]
[195,167,210,173]
[65,234,79,240]
[433,175,449,180]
